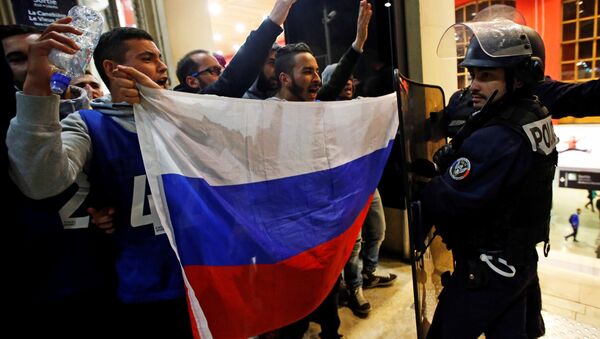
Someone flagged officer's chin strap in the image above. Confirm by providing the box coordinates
[479,254,516,278]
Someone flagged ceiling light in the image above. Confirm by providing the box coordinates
[209,3,221,15]
[213,33,222,41]
[384,2,391,7]
[235,23,245,33]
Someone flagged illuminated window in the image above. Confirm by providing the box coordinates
[454,1,516,88]
[561,0,599,81]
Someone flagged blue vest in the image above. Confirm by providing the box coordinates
[80,110,184,303]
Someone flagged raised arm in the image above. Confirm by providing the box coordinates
[534,78,600,118]
[352,0,372,52]
[317,0,372,101]
[7,18,91,199]
[201,0,297,97]
[269,0,297,26]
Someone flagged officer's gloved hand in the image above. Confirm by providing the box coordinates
[411,158,437,179]
[432,144,457,173]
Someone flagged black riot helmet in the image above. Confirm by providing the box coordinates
[459,21,545,85]
[439,19,545,86]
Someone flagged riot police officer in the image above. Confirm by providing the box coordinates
[444,23,600,138]
[422,19,558,338]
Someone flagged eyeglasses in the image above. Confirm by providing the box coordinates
[191,66,223,77]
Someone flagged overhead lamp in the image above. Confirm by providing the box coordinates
[209,3,222,15]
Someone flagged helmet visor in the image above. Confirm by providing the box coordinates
[437,19,533,60]
[472,5,527,25]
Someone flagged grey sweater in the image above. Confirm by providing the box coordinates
[7,93,133,199]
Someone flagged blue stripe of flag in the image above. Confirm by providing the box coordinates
[162,141,393,266]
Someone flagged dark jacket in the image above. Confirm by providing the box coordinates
[423,97,558,264]
[317,46,361,101]
[445,78,600,137]
[175,18,283,98]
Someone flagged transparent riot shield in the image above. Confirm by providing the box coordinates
[393,69,453,339]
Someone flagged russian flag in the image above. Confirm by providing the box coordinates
[135,87,399,338]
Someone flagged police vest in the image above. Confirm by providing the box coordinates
[448,98,558,265]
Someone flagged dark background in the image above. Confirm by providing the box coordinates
[284,0,407,97]
[285,0,409,208]
[11,0,77,29]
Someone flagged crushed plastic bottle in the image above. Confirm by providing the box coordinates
[48,5,104,95]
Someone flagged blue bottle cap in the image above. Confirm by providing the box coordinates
[50,72,72,94]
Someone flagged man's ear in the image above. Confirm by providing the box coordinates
[185,75,200,88]
[279,72,290,87]
[103,60,118,82]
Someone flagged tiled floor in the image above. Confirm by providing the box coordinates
[303,187,600,338]
[542,311,600,339]
[548,186,600,260]
[305,259,416,338]
[303,258,600,338]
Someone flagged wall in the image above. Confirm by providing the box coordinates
[404,0,457,98]
[517,0,562,80]
[453,0,562,80]
[161,0,215,86]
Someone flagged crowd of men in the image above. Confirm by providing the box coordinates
[2,0,599,338]
[1,0,396,338]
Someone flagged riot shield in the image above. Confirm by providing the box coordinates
[393,69,454,339]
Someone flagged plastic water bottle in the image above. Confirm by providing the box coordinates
[48,6,104,95]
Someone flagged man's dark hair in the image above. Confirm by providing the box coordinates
[0,24,40,42]
[93,27,154,87]
[175,49,210,85]
[274,42,313,88]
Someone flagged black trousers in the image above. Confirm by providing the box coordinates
[279,277,341,339]
[565,226,578,240]
[427,258,544,339]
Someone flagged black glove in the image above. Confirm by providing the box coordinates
[432,144,457,173]
[411,158,437,179]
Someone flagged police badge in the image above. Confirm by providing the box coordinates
[449,157,471,180]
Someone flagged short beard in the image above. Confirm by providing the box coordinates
[289,77,306,101]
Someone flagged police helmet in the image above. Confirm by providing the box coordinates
[460,23,545,85]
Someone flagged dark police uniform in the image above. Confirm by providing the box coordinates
[445,77,600,138]
[422,95,558,338]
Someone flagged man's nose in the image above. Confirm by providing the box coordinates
[158,60,167,73]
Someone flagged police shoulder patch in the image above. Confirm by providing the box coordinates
[449,157,471,181]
